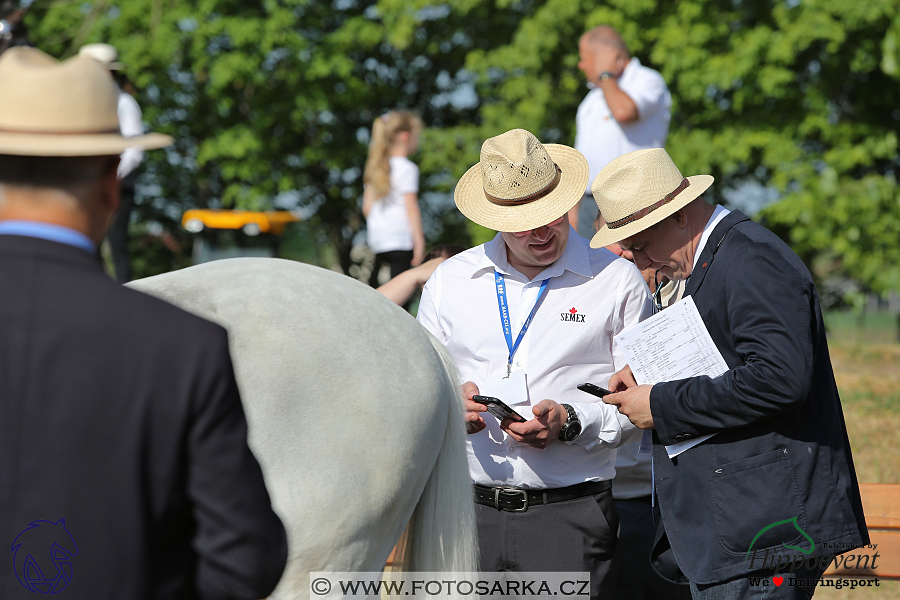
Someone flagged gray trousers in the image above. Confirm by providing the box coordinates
[474,489,618,600]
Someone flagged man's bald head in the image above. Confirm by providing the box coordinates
[581,26,630,57]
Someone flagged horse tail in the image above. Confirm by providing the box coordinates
[393,332,478,580]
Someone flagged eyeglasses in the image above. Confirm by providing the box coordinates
[651,269,664,314]
[511,215,565,237]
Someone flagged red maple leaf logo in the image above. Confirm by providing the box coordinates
[569,307,577,314]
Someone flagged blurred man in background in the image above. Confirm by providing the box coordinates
[0,47,286,599]
[79,42,146,282]
[569,26,671,239]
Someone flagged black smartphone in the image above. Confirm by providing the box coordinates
[472,395,527,423]
[578,383,612,398]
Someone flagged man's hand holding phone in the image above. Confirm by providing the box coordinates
[504,400,568,450]
[461,381,487,434]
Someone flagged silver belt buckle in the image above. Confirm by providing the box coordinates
[495,487,529,512]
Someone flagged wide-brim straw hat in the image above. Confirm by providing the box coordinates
[0,47,172,156]
[590,148,714,248]
[454,128,588,232]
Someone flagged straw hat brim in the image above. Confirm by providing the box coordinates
[0,131,173,157]
[589,174,714,248]
[454,144,588,232]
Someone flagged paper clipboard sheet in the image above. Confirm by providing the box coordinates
[614,296,728,457]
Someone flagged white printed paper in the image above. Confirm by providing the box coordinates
[614,296,728,457]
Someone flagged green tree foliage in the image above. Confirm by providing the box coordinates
[23,0,900,300]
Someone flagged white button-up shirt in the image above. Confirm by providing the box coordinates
[417,229,651,489]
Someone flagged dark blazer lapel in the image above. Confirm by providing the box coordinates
[683,210,751,297]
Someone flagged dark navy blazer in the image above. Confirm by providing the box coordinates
[649,210,868,584]
[0,235,287,600]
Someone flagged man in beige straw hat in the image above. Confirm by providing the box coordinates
[417,128,651,598]
[0,47,286,599]
[591,148,868,599]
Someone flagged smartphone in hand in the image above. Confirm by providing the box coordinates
[577,383,612,398]
[472,395,527,423]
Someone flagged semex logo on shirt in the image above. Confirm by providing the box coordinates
[560,307,586,323]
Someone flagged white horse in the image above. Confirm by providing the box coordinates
[128,258,477,599]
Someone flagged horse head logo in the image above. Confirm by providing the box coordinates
[745,516,815,559]
[10,519,78,594]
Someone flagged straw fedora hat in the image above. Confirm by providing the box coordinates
[78,43,123,70]
[454,129,588,232]
[0,47,172,156]
[589,148,714,248]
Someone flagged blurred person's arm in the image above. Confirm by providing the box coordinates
[362,187,374,218]
[404,192,425,266]
[593,45,638,124]
[377,256,445,306]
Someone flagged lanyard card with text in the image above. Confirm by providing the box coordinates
[478,370,531,421]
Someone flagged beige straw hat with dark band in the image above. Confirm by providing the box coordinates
[589,148,714,248]
[0,47,172,156]
[454,129,589,232]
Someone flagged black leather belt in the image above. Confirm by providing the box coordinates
[473,480,611,512]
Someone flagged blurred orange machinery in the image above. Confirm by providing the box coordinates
[182,209,300,237]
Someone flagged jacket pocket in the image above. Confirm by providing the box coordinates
[710,449,809,555]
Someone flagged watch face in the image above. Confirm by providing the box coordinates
[564,422,582,441]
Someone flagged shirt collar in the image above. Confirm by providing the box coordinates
[691,204,731,271]
[0,220,96,254]
[472,227,593,281]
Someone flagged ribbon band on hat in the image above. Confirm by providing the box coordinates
[0,127,122,136]
[607,177,690,229]
[484,165,562,207]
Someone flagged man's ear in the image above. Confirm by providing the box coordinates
[672,209,689,229]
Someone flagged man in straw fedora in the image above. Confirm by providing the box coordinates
[592,148,868,598]
[0,47,286,599]
[417,128,651,598]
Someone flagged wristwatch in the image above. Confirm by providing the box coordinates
[558,404,582,442]
[598,71,616,82]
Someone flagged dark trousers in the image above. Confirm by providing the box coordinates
[475,490,618,600]
[613,497,691,600]
[369,250,413,287]
[107,181,135,283]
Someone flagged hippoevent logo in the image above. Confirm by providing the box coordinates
[10,519,78,594]
[745,517,881,589]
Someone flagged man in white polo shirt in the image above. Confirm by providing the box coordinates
[417,128,650,599]
[568,26,671,239]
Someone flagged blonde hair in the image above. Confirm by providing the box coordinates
[363,110,422,201]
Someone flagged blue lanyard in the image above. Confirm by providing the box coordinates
[494,270,549,376]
